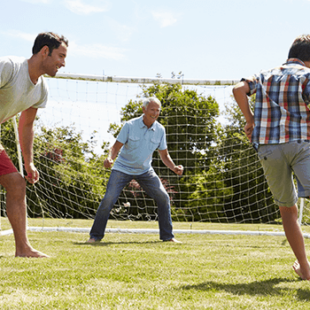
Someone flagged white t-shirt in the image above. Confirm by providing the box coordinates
[0,56,48,124]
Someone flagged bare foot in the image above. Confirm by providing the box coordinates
[165,238,182,243]
[293,260,310,280]
[86,238,98,244]
[16,248,49,258]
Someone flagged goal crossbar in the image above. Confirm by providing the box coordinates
[51,73,239,86]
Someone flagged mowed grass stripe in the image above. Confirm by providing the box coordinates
[1,227,310,309]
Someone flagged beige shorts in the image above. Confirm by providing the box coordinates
[257,141,310,207]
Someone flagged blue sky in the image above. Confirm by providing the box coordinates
[2,0,310,81]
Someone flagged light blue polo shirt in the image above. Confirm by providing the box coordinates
[112,115,167,175]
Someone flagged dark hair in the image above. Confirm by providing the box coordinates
[288,35,310,62]
[32,32,68,55]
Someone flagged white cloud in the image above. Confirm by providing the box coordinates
[116,24,133,42]
[2,31,126,60]
[21,0,51,3]
[107,19,134,42]
[152,10,178,28]
[64,0,110,15]
[2,30,36,42]
[70,42,126,60]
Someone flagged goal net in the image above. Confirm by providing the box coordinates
[1,73,309,236]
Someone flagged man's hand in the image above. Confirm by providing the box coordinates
[232,81,255,141]
[25,162,39,184]
[104,158,114,169]
[244,121,255,140]
[173,165,184,176]
[103,142,123,169]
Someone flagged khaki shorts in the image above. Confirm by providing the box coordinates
[257,141,310,207]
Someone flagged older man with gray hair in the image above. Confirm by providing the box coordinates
[87,97,184,243]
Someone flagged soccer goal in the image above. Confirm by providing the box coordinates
[1,73,310,237]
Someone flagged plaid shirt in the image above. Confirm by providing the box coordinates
[243,58,310,144]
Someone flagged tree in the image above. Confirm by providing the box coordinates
[107,83,279,223]
[218,95,279,222]
[0,85,279,224]
[27,124,110,219]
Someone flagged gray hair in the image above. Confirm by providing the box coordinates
[142,97,161,108]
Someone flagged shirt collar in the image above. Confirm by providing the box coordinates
[139,115,156,131]
[285,58,306,66]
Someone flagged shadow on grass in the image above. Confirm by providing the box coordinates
[74,241,162,247]
[181,278,310,300]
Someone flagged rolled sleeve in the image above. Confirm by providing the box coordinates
[241,76,257,96]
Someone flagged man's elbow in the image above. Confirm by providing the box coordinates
[233,82,249,97]
[233,82,243,96]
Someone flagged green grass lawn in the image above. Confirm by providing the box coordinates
[1,219,310,309]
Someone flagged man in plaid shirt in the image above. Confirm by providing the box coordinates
[233,35,310,281]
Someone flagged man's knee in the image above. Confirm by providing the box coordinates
[0,172,26,198]
[154,190,170,204]
[14,178,26,197]
[98,195,116,212]
[279,205,298,220]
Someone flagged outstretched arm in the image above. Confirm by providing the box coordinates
[158,149,184,176]
[232,81,255,140]
[104,140,124,168]
[18,107,39,184]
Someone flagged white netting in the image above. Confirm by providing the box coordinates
[2,74,308,234]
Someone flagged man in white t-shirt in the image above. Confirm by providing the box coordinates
[0,32,68,257]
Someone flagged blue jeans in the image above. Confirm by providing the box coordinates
[90,169,174,241]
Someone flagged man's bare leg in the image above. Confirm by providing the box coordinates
[0,172,48,258]
[279,205,310,280]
